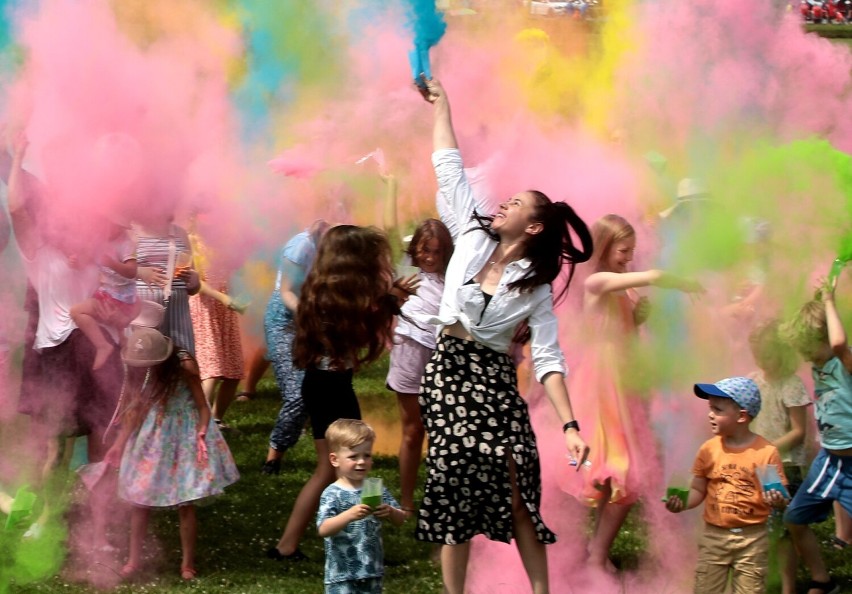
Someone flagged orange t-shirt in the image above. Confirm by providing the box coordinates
[692,435,786,529]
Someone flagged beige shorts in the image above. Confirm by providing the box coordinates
[694,522,769,594]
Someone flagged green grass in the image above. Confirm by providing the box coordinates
[11,357,852,593]
[13,360,441,594]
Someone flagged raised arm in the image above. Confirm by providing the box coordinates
[7,132,38,259]
[823,280,852,373]
[422,77,458,151]
[380,172,406,262]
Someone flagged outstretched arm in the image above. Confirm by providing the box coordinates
[665,476,707,513]
[585,270,704,297]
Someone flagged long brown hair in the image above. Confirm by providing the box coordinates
[294,225,398,370]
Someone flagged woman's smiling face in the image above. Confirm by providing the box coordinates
[491,191,539,237]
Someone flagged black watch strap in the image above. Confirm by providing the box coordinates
[562,420,580,433]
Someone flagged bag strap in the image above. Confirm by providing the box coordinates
[163,235,176,304]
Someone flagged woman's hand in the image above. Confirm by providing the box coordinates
[418,75,445,104]
[138,266,168,288]
[564,429,589,471]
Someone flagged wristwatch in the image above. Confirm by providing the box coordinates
[562,420,580,433]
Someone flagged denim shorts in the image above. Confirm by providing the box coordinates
[784,448,852,525]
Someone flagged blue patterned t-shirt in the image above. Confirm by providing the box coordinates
[316,482,399,585]
[813,355,852,450]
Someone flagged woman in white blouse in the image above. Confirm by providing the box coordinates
[415,77,593,594]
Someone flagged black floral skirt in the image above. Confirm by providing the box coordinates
[415,335,556,545]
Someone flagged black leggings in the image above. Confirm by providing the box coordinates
[302,367,361,440]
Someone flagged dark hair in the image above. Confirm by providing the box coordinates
[407,218,453,274]
[294,225,398,370]
[469,190,593,304]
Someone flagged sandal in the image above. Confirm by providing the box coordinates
[807,579,840,594]
[180,566,197,580]
[266,547,308,562]
[830,535,849,550]
[261,459,281,475]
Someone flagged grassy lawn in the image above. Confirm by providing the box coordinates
[8,356,852,593]
[13,360,441,594]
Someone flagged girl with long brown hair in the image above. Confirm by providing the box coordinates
[266,225,418,562]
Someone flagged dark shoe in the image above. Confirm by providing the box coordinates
[830,535,849,550]
[260,459,281,475]
[807,579,840,594]
[266,547,308,562]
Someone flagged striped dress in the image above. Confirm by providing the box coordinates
[134,227,196,357]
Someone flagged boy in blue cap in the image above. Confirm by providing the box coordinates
[665,376,788,594]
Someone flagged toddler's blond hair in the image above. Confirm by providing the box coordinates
[325,419,376,453]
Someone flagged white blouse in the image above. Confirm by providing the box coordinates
[429,148,567,382]
[396,270,444,350]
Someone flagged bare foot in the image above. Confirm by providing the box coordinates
[93,343,115,371]
[587,553,618,575]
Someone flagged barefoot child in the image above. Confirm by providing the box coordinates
[267,225,417,562]
[105,326,239,580]
[665,376,789,594]
[70,221,138,370]
[317,419,406,593]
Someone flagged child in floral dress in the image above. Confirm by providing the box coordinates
[105,327,239,580]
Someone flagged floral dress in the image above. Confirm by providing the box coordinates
[118,381,239,507]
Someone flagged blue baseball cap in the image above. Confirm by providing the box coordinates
[694,377,761,418]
